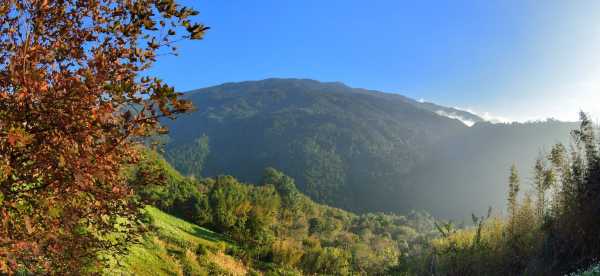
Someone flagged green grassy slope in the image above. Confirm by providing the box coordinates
[102,206,252,276]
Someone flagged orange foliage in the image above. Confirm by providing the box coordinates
[0,0,207,273]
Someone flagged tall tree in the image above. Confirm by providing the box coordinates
[533,158,546,219]
[574,111,600,203]
[0,0,207,273]
[507,164,520,234]
[548,143,571,215]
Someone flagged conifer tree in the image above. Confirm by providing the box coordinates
[576,112,600,203]
[533,158,547,219]
[549,143,570,215]
[507,164,520,235]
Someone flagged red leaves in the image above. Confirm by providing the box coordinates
[6,127,32,148]
[0,0,204,273]
[0,161,11,183]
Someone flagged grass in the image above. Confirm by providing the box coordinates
[146,205,229,247]
[101,206,248,276]
[571,263,600,276]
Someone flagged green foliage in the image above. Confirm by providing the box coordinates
[411,112,600,276]
[130,148,210,225]
[507,164,520,225]
[101,206,236,276]
[131,150,437,275]
[571,263,600,276]
[165,135,210,178]
[301,247,351,275]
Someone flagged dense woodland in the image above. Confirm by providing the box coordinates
[130,149,437,275]
[163,78,469,213]
[161,79,577,219]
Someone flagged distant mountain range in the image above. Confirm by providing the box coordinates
[161,78,577,219]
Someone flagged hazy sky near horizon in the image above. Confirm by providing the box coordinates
[149,1,600,123]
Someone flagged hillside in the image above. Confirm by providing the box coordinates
[407,120,578,219]
[115,150,437,275]
[101,206,250,276]
[161,78,576,219]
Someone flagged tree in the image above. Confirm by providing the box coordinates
[165,134,210,178]
[547,144,569,215]
[533,157,554,219]
[573,111,600,203]
[261,167,300,210]
[507,164,520,234]
[0,0,207,273]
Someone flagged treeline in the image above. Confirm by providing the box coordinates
[407,112,600,275]
[129,149,437,275]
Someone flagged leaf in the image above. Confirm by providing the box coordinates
[24,216,34,234]
[7,127,32,147]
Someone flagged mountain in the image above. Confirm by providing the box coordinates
[407,120,577,219]
[161,78,576,219]
[327,85,485,126]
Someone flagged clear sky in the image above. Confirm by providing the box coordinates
[148,0,600,122]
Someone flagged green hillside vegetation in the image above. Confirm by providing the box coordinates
[101,206,250,275]
[161,78,576,218]
[402,113,600,275]
[125,149,438,275]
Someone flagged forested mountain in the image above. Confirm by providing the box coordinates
[407,120,577,219]
[161,78,576,219]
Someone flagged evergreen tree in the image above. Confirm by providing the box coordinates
[165,135,210,178]
[549,143,570,215]
[508,164,520,216]
[533,158,547,219]
[507,164,520,235]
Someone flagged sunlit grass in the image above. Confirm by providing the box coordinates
[101,206,242,276]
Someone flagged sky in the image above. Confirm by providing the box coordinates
[148,0,600,123]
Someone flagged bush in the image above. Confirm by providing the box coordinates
[195,244,209,256]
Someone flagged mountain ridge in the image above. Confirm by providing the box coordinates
[163,78,576,219]
[183,78,486,127]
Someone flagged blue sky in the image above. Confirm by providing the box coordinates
[149,1,600,122]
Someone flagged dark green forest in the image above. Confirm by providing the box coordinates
[161,78,577,219]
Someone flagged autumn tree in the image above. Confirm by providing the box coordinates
[0,0,207,273]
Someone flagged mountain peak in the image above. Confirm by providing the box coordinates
[184,78,484,126]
